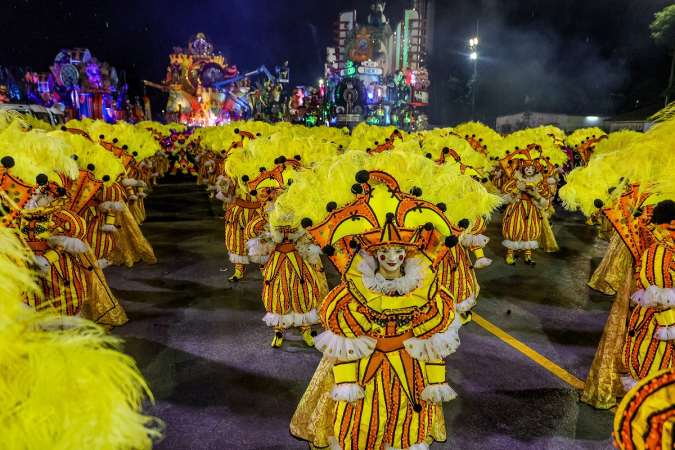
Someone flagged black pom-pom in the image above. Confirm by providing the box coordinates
[234,128,240,134]
[256,133,261,137]
[424,222,434,231]
[410,186,422,197]
[122,145,128,150]
[458,218,470,229]
[326,201,337,212]
[385,138,390,142]
[651,200,675,225]
[366,148,371,153]
[386,212,395,222]
[259,167,266,173]
[355,170,370,183]
[132,151,138,157]
[442,147,449,154]
[593,199,604,209]
[628,330,635,337]
[472,134,476,138]
[425,153,432,159]
[250,189,258,197]
[301,218,313,229]
[102,175,110,182]
[634,208,644,218]
[56,187,67,197]
[273,158,280,165]
[287,179,293,186]
[608,186,616,194]
[554,164,559,168]
[112,138,118,143]
[278,156,287,163]
[507,309,512,315]
[87,164,95,171]
[72,154,78,161]
[242,175,249,182]
[479,138,483,142]
[445,235,459,248]
[351,183,363,194]
[481,177,488,183]
[1,156,15,168]
[60,126,67,131]
[310,330,317,337]
[322,245,335,256]
[413,403,423,413]
[294,155,301,161]
[99,134,105,139]
[505,150,510,155]
[265,280,271,285]
[299,279,305,284]
[374,141,379,145]
[349,239,358,249]
[36,173,49,185]
[436,202,447,212]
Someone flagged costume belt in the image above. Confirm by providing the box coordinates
[26,240,50,252]
[520,193,532,201]
[363,330,417,403]
[235,198,261,209]
[275,242,296,253]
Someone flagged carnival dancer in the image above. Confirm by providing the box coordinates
[496,136,555,265]
[289,150,501,450]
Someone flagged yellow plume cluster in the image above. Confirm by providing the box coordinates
[564,127,606,148]
[55,131,126,184]
[452,121,503,153]
[0,122,79,184]
[493,128,568,166]
[0,224,163,449]
[270,150,502,231]
[421,133,492,170]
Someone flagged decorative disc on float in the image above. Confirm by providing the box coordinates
[199,62,227,88]
[60,64,79,87]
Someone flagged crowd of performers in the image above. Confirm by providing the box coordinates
[4,105,675,449]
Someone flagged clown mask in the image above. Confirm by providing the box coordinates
[375,246,406,279]
[523,165,536,177]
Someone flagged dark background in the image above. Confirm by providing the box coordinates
[1,0,672,126]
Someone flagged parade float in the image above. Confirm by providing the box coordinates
[0,48,129,123]
[322,0,433,131]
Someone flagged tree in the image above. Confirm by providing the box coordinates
[650,5,675,105]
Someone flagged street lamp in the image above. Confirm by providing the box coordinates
[469,36,478,119]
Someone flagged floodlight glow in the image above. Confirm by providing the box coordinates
[586,116,599,121]
[470,52,477,60]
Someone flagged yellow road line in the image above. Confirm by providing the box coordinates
[472,313,586,390]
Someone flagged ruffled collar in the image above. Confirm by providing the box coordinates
[357,251,425,295]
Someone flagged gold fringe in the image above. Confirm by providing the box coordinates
[588,234,633,296]
[108,208,157,267]
[79,246,129,329]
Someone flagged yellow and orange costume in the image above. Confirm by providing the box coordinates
[286,150,501,450]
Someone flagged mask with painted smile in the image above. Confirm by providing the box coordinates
[375,246,406,280]
[523,165,536,177]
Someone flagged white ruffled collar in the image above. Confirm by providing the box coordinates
[357,251,425,295]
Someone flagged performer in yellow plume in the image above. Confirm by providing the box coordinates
[288,150,501,450]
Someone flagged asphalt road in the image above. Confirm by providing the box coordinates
[107,179,615,450]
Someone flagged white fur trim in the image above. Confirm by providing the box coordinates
[461,233,489,248]
[420,384,457,403]
[621,376,638,392]
[152,173,159,177]
[271,227,306,244]
[293,309,319,327]
[100,224,118,233]
[121,178,138,187]
[296,242,322,264]
[137,192,147,199]
[249,255,270,264]
[246,237,275,256]
[403,313,462,361]
[47,236,87,255]
[228,252,250,264]
[547,177,557,185]
[216,192,235,203]
[314,331,377,361]
[128,194,139,201]
[98,258,112,269]
[454,293,476,314]
[474,257,492,269]
[263,312,295,328]
[136,181,148,189]
[502,192,521,205]
[516,180,527,192]
[655,324,675,341]
[194,155,202,163]
[502,239,539,250]
[98,201,126,212]
[33,255,50,276]
[207,170,215,175]
[631,286,675,308]
[204,159,215,167]
[531,195,550,210]
[385,443,429,450]
[358,253,424,295]
[330,383,365,402]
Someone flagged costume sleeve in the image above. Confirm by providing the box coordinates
[47,210,88,256]
[501,179,521,205]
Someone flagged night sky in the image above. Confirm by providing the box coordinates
[1,0,673,125]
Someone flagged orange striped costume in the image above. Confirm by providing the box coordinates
[18,199,89,316]
[624,229,675,385]
[501,174,552,250]
[224,193,262,263]
[83,183,126,260]
[309,252,460,450]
